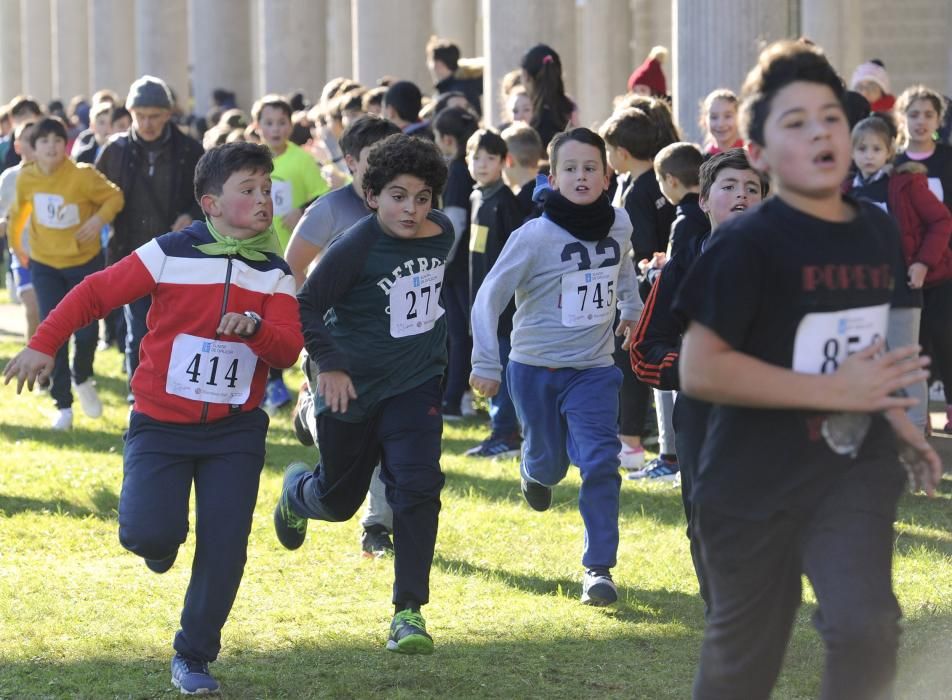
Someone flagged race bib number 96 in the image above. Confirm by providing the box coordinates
[33,193,80,229]
[560,265,619,327]
[389,268,446,338]
[166,334,259,404]
[792,304,888,374]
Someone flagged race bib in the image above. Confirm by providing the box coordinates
[389,267,445,338]
[469,224,489,253]
[792,304,888,374]
[271,180,293,217]
[927,177,944,204]
[166,334,259,404]
[33,193,80,229]
[560,265,619,327]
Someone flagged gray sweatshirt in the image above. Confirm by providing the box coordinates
[471,207,642,382]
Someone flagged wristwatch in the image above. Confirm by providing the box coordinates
[243,311,262,336]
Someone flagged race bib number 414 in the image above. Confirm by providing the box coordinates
[389,268,446,338]
[792,304,888,374]
[166,334,259,404]
[560,265,619,327]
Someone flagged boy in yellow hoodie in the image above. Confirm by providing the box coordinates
[8,116,124,429]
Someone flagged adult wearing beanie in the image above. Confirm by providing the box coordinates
[628,46,669,98]
[850,60,896,113]
[96,75,204,396]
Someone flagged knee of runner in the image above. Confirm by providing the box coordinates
[821,606,900,651]
[118,521,185,559]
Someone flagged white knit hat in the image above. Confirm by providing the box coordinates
[850,61,890,95]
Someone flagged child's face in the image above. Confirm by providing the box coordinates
[111,115,131,134]
[904,99,940,146]
[508,93,533,124]
[433,130,457,159]
[747,81,850,201]
[549,140,609,206]
[467,147,504,186]
[854,80,884,105]
[93,112,111,140]
[14,129,34,162]
[257,106,292,153]
[366,174,433,239]
[203,168,274,239]
[656,172,678,204]
[852,132,891,179]
[707,98,738,148]
[700,167,763,227]
[605,144,625,174]
[347,145,374,193]
[33,134,67,172]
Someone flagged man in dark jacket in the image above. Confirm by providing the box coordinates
[426,36,483,116]
[97,75,204,392]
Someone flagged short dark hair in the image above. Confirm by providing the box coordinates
[432,106,479,159]
[251,94,293,123]
[383,81,423,123]
[9,95,42,120]
[599,108,657,161]
[740,40,846,147]
[110,106,131,126]
[501,123,543,167]
[653,142,704,188]
[194,141,274,202]
[362,133,447,200]
[426,36,461,72]
[29,116,68,147]
[339,114,401,159]
[548,127,607,174]
[466,129,507,159]
[699,148,767,200]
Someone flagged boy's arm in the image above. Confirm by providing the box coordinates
[84,167,125,224]
[285,198,337,288]
[631,263,685,390]
[236,273,304,370]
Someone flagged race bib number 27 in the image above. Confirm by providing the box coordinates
[792,304,889,374]
[166,334,258,404]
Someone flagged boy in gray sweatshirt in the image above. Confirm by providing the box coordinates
[470,128,643,606]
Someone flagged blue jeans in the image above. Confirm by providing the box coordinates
[124,293,152,388]
[30,254,103,409]
[507,361,622,569]
[490,334,519,435]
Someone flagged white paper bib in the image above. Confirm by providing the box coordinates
[927,177,944,204]
[33,193,80,229]
[166,334,259,404]
[271,180,293,217]
[792,303,888,374]
[389,267,446,338]
[560,264,619,327]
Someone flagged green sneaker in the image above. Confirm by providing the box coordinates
[386,609,434,655]
[274,462,311,550]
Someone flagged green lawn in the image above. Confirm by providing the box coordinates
[0,319,950,699]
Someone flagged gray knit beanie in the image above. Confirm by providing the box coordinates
[126,75,172,110]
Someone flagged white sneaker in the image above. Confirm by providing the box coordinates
[461,390,478,417]
[73,379,103,418]
[618,443,645,471]
[929,382,945,403]
[51,408,73,431]
[581,569,617,606]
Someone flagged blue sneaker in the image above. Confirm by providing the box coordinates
[170,653,219,695]
[262,377,291,414]
[628,457,680,482]
[274,462,311,550]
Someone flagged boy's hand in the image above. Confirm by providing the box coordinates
[470,372,500,398]
[884,407,942,496]
[281,207,303,232]
[171,214,192,232]
[317,370,357,413]
[74,214,104,244]
[3,348,55,394]
[217,312,258,338]
[832,341,929,411]
[649,251,667,269]
[907,262,928,290]
[615,319,638,351]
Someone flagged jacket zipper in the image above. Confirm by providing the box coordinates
[200,255,234,424]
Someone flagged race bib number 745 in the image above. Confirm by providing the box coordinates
[560,265,619,327]
[166,334,259,404]
[792,304,889,374]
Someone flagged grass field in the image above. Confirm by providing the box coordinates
[1,308,951,699]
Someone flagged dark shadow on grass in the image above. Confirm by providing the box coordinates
[0,486,118,520]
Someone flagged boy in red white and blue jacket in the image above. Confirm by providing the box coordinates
[3,142,303,696]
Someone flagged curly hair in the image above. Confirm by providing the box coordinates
[362,134,448,200]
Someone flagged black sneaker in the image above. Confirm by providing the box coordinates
[273,462,311,550]
[520,477,552,512]
[387,608,434,655]
[145,550,177,574]
[361,525,394,558]
[291,383,314,447]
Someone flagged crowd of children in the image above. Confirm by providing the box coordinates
[1,32,949,699]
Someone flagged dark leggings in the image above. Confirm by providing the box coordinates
[613,331,650,436]
[921,279,952,404]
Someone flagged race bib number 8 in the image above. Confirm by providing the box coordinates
[166,334,259,404]
[792,303,888,374]
[561,265,619,327]
[389,268,446,338]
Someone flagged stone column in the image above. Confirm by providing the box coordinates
[254,0,326,101]
[673,0,795,143]
[431,0,478,57]
[352,0,432,92]
[800,0,862,81]
[188,0,253,116]
[575,0,630,129]
[88,0,136,98]
[630,0,672,72]
[135,0,189,108]
[325,0,352,82]
[20,0,53,103]
[0,0,22,103]
[52,0,90,100]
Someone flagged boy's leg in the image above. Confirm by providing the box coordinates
[507,360,571,487]
[886,307,927,431]
[124,294,151,384]
[29,259,73,410]
[693,507,803,700]
[441,280,471,415]
[61,254,103,386]
[375,377,445,607]
[489,333,520,437]
[562,365,623,570]
[175,410,267,662]
[653,389,677,458]
[360,466,394,531]
[801,459,904,700]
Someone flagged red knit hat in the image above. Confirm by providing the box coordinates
[627,46,668,96]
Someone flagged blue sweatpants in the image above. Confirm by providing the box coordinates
[490,333,520,436]
[507,361,622,569]
[119,408,268,662]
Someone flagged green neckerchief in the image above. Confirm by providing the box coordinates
[193,219,275,261]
